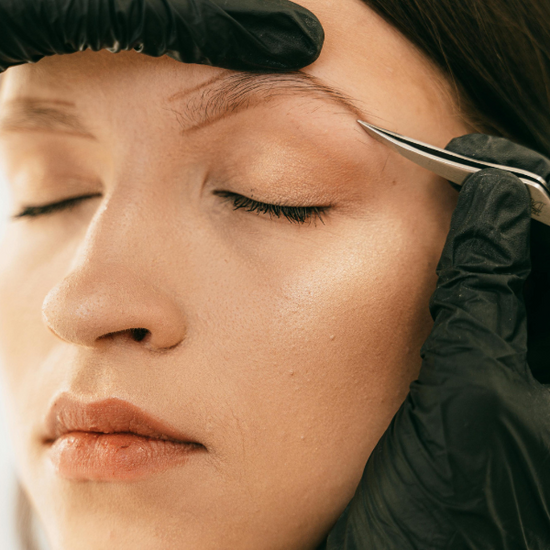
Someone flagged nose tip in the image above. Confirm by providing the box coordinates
[41,266,186,351]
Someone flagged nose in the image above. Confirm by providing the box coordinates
[42,264,186,350]
[41,198,187,351]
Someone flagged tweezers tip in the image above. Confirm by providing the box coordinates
[357,120,380,133]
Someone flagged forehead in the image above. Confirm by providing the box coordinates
[297,0,469,144]
[0,0,469,145]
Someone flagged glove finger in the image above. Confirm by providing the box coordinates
[446,133,550,182]
[0,0,324,73]
[446,136,550,383]
[203,0,324,70]
[422,168,532,378]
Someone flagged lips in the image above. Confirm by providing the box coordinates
[43,395,204,481]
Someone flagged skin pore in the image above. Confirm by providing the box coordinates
[0,0,472,549]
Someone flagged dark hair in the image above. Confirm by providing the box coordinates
[361,0,550,157]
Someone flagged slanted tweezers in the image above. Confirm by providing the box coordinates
[357,120,550,226]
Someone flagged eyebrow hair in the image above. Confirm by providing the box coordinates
[0,72,365,138]
[0,98,96,138]
[166,71,365,132]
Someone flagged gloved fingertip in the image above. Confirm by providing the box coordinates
[225,2,325,71]
[459,168,531,225]
[445,134,495,159]
[284,7,325,67]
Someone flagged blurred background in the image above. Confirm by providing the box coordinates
[0,70,40,549]
[0,168,21,549]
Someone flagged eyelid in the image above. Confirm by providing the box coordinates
[11,193,102,220]
[11,191,331,226]
[213,190,329,225]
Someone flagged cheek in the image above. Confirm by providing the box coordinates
[192,210,441,504]
[0,220,86,380]
[0,225,81,480]
[0,180,448,541]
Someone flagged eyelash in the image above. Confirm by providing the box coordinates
[214,191,328,225]
[11,194,102,220]
[12,192,329,225]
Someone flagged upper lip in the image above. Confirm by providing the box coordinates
[43,395,200,445]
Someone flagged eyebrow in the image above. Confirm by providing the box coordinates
[0,71,365,138]
[0,98,96,138]
[167,71,364,132]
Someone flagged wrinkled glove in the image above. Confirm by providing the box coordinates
[0,0,324,73]
[321,136,550,549]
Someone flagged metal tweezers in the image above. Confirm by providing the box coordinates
[357,120,550,226]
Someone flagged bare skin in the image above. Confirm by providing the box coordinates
[0,1,471,548]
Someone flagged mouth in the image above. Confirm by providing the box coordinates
[43,395,205,481]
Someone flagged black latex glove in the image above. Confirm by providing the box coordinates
[0,0,324,73]
[320,136,550,549]
[447,136,550,385]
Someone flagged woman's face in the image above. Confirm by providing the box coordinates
[0,1,470,548]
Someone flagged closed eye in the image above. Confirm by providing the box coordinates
[11,191,331,226]
[11,193,103,220]
[214,190,329,225]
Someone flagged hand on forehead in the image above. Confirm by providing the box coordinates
[0,0,324,72]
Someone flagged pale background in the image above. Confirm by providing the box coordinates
[0,169,22,549]
[0,73,76,550]
[0,69,45,548]
[0,69,19,548]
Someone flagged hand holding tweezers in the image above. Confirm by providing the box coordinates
[357,121,550,226]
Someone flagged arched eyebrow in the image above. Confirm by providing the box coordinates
[166,71,365,132]
[0,71,365,137]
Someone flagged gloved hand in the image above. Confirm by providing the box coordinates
[0,0,324,73]
[447,136,550,385]
[320,136,550,549]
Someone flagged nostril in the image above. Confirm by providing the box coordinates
[130,328,149,342]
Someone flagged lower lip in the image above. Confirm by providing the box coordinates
[48,432,202,481]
